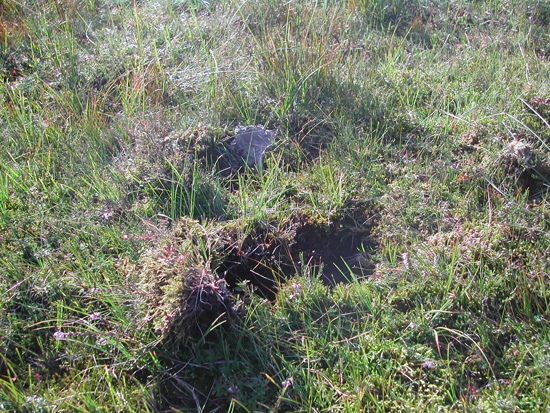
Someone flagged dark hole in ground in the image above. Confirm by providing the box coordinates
[290,220,377,286]
[500,145,550,200]
[218,226,285,301]
[219,211,377,300]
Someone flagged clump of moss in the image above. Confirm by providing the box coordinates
[482,138,550,197]
[138,218,243,339]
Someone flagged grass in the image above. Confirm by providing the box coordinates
[1,0,550,411]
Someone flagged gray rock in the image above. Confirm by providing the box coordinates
[230,125,276,169]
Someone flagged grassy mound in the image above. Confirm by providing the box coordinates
[138,218,242,339]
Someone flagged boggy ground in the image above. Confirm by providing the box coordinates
[1,0,550,412]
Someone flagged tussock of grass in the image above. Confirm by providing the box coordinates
[138,217,244,339]
[1,0,550,411]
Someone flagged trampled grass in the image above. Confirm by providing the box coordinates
[1,0,550,411]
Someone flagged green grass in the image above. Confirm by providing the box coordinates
[1,0,550,411]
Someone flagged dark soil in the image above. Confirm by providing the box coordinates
[219,209,378,300]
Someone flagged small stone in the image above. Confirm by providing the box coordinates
[230,125,276,169]
[508,140,532,164]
